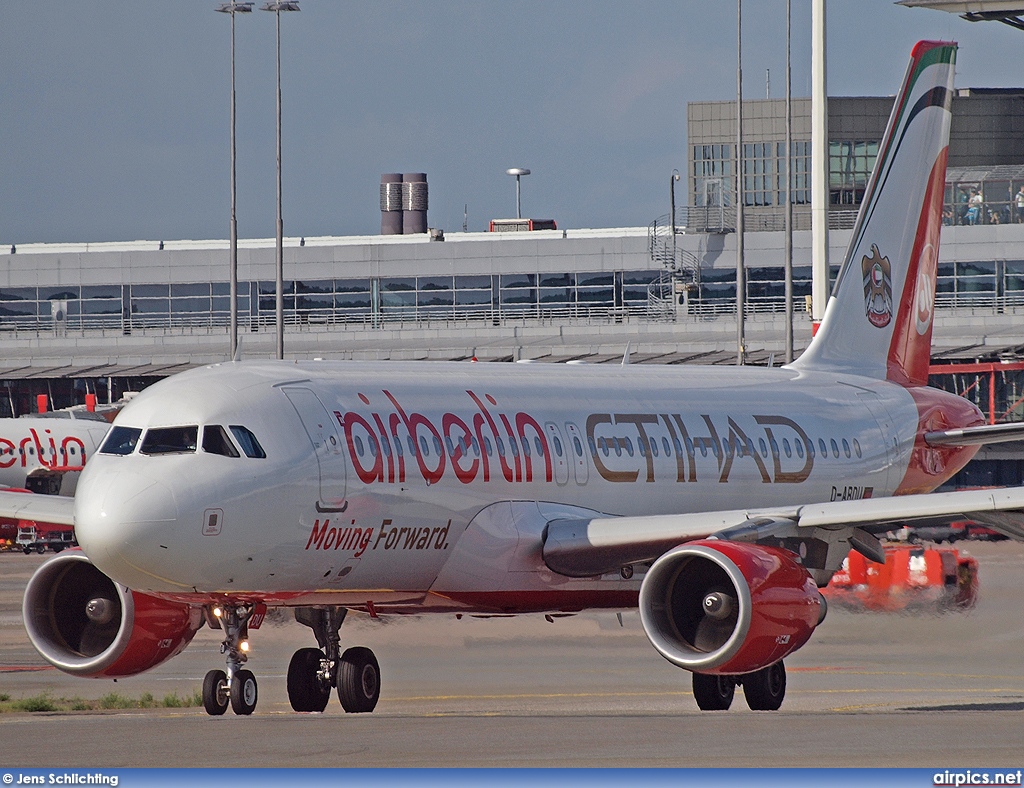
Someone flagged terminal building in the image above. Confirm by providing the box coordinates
[2,87,1024,488]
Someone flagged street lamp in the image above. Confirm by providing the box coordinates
[670,169,680,267]
[215,2,252,362]
[260,1,300,360]
[506,168,530,219]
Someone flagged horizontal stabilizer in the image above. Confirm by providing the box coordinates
[925,421,1024,447]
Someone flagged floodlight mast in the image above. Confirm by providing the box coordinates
[214,2,253,361]
[260,1,300,360]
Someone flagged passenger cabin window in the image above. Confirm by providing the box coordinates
[100,426,143,456]
[202,426,240,458]
[230,426,267,459]
[141,426,198,455]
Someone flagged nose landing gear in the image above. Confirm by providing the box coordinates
[202,604,258,716]
[288,606,380,714]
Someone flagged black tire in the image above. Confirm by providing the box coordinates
[23,547,31,555]
[202,669,229,716]
[36,545,45,554]
[230,669,258,715]
[287,648,331,713]
[742,661,786,711]
[692,672,735,711]
[338,646,380,713]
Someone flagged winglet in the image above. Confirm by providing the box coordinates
[621,342,631,366]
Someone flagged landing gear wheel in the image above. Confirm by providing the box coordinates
[202,669,229,716]
[231,669,258,715]
[742,660,786,711]
[692,672,735,711]
[287,648,331,713]
[337,646,380,713]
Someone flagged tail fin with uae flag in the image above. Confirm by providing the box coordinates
[793,41,956,386]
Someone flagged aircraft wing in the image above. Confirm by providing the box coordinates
[0,490,76,527]
[542,485,1024,577]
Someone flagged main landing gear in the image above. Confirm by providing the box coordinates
[202,604,259,716]
[288,607,380,714]
[691,660,786,712]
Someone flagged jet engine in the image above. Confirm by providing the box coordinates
[638,539,823,675]
[23,551,204,678]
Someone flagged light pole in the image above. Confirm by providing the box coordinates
[261,1,300,360]
[784,0,794,364]
[506,168,530,219]
[670,169,680,267]
[215,2,252,362]
[736,0,746,366]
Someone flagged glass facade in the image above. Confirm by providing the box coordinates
[0,272,665,331]
[829,140,879,206]
[692,141,814,208]
[945,177,1024,226]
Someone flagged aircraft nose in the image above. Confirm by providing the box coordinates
[75,465,180,587]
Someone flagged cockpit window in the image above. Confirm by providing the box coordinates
[100,426,142,456]
[141,426,198,455]
[229,426,266,459]
[202,425,240,458]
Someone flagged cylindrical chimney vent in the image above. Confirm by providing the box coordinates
[402,172,428,234]
[380,173,403,235]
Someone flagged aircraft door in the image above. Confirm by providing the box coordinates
[543,422,569,486]
[283,387,348,512]
[563,422,589,485]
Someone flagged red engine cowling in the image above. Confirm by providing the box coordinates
[638,539,823,675]
[23,551,204,678]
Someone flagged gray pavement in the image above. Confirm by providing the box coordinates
[1,543,1023,767]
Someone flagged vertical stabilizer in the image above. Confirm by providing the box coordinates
[793,41,956,386]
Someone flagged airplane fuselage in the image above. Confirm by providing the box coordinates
[74,360,982,612]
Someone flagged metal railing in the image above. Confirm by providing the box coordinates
[0,302,685,336]
[7,289,1024,337]
[647,217,701,285]
[655,205,859,234]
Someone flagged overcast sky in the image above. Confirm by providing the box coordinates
[1,1,1020,244]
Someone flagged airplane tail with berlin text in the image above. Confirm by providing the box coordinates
[794,40,956,387]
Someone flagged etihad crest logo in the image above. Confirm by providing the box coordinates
[862,244,893,328]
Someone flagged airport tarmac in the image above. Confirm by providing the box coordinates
[1,543,1024,768]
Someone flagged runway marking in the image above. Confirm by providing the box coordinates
[0,665,54,673]
[389,690,695,703]
[792,668,1024,681]
[827,703,897,712]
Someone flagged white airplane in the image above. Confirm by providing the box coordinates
[11,40,1024,717]
[0,410,109,497]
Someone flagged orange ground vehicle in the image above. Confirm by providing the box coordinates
[824,544,978,613]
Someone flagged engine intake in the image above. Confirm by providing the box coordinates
[638,540,823,674]
[23,551,203,678]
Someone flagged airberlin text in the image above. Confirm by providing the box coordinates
[0,428,87,471]
[305,518,450,555]
[336,390,814,488]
